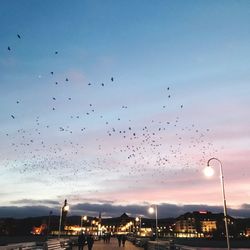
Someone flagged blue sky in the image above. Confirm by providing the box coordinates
[0,0,250,218]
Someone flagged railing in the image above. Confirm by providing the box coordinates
[0,241,45,250]
[0,238,72,250]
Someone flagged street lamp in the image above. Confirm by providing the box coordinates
[204,158,230,250]
[58,199,69,239]
[135,216,142,235]
[47,210,53,240]
[80,215,87,230]
[148,205,158,241]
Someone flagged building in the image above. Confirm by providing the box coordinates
[174,211,235,238]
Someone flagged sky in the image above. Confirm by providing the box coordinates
[0,0,250,219]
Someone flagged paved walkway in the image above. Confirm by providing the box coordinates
[72,238,142,250]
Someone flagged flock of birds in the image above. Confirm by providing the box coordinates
[2,33,219,197]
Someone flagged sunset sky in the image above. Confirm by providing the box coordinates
[0,0,250,218]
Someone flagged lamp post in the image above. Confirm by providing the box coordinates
[135,216,142,235]
[148,205,158,241]
[80,215,87,231]
[204,158,230,250]
[58,199,69,239]
[47,210,53,240]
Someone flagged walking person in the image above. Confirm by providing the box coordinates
[86,234,94,250]
[78,232,86,250]
[117,234,122,247]
[122,234,127,247]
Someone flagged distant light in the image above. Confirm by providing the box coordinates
[64,205,69,211]
[148,207,155,214]
[204,166,214,177]
[199,211,208,214]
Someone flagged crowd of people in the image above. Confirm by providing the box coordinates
[77,232,128,248]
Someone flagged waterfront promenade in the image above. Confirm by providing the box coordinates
[72,238,141,250]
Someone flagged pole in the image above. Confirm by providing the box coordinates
[155,205,158,241]
[47,211,52,240]
[207,158,230,250]
[139,217,141,234]
[58,207,63,239]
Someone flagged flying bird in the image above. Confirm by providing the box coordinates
[111,77,114,82]
[7,46,11,51]
[17,34,21,39]
[11,115,15,119]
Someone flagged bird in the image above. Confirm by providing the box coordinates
[7,46,11,51]
[16,101,19,104]
[55,51,58,54]
[101,83,104,86]
[65,78,69,82]
[50,72,54,75]
[111,77,114,82]
[17,34,21,39]
[11,115,15,119]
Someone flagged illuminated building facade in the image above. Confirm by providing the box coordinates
[174,211,235,238]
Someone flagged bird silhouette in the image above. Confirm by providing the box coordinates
[7,46,11,51]
[17,34,21,39]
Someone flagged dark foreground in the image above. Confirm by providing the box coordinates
[1,236,250,249]
[174,238,250,248]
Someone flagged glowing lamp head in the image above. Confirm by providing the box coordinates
[148,206,155,214]
[135,217,139,222]
[204,166,214,177]
[64,205,69,211]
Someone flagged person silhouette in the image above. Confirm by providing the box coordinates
[86,234,94,250]
[117,234,122,247]
[122,234,127,247]
[78,232,86,250]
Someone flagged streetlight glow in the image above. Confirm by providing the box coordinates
[148,206,154,214]
[64,205,69,212]
[204,166,214,177]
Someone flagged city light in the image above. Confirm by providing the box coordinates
[204,166,214,177]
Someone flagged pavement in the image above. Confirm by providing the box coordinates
[72,238,142,250]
